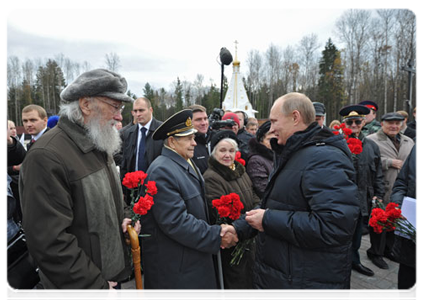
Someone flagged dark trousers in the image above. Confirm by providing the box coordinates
[398,263,416,289]
[367,224,395,258]
[351,212,363,265]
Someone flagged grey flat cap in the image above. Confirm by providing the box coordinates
[313,102,326,116]
[381,112,405,121]
[60,69,133,102]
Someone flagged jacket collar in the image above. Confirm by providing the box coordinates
[58,116,96,154]
[162,146,202,181]
[208,155,245,181]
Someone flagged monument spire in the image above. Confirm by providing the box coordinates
[221,41,257,117]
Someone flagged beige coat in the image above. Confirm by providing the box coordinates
[366,129,414,203]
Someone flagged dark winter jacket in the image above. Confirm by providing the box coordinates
[192,131,210,174]
[140,147,221,289]
[237,128,253,163]
[391,145,416,267]
[247,137,274,198]
[19,116,132,289]
[203,156,260,289]
[353,133,385,216]
[234,123,359,289]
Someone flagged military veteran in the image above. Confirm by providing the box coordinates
[140,109,238,289]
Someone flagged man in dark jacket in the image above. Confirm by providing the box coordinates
[339,104,385,277]
[19,69,139,289]
[407,105,420,131]
[391,145,416,289]
[140,109,238,289]
[120,97,163,204]
[232,92,359,289]
[189,104,211,174]
[359,100,381,136]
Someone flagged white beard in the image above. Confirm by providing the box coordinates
[85,113,121,157]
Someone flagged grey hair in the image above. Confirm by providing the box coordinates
[59,101,84,125]
[211,138,238,157]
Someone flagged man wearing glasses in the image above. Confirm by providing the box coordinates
[339,104,385,277]
[119,97,163,204]
[19,69,139,289]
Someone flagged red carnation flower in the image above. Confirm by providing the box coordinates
[145,181,158,195]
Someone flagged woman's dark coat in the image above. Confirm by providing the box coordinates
[234,123,359,289]
[247,137,274,198]
[203,156,260,289]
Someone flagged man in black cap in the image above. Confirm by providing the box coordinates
[313,102,326,127]
[140,109,238,289]
[366,112,414,269]
[19,69,139,289]
[359,100,381,136]
[339,104,385,276]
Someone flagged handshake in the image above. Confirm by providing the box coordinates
[220,224,238,249]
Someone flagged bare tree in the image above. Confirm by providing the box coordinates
[335,9,372,104]
[297,33,320,92]
[104,52,121,72]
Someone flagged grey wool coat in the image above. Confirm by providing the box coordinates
[366,129,414,204]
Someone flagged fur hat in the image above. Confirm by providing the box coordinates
[210,130,239,152]
[256,120,271,142]
[60,69,133,102]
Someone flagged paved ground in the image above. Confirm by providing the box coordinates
[122,233,399,290]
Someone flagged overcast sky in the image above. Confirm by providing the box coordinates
[6,0,416,97]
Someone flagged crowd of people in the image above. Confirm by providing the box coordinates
[7,68,416,290]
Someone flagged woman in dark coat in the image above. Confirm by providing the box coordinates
[247,120,275,198]
[203,130,260,289]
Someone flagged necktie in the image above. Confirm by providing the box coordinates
[137,127,147,171]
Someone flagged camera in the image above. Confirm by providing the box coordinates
[208,108,235,130]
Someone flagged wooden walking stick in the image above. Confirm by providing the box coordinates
[126,224,143,289]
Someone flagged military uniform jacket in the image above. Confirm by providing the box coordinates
[361,119,381,136]
[141,147,221,289]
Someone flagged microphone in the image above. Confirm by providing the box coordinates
[219,47,233,65]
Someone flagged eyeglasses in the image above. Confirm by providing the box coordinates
[345,119,363,126]
[96,98,125,114]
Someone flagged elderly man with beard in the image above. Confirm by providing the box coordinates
[19,69,139,289]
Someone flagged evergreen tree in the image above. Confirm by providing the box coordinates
[174,77,183,111]
[317,39,346,123]
[34,60,66,115]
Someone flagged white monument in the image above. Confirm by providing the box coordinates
[222,41,258,118]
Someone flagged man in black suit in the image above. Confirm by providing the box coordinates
[407,105,420,131]
[120,97,163,204]
[21,105,49,151]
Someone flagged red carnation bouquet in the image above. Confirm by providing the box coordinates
[333,123,363,155]
[369,202,416,242]
[122,170,157,222]
[235,151,245,166]
[212,193,253,266]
